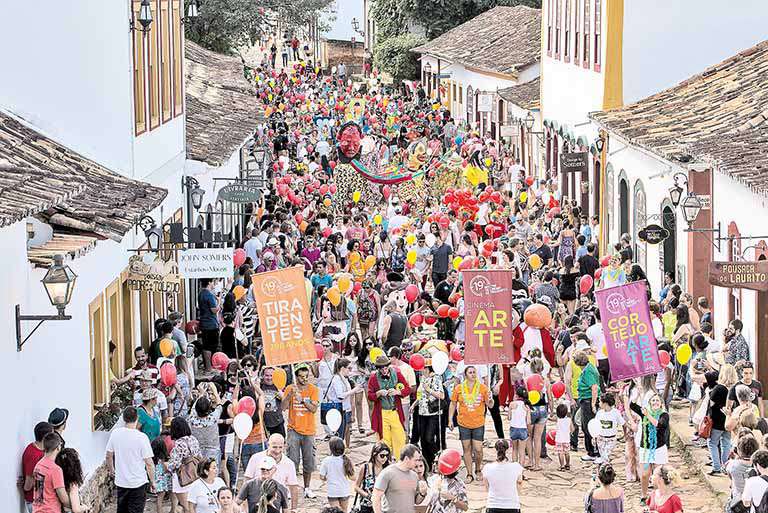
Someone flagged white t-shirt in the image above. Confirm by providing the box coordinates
[483,461,523,509]
[187,477,226,513]
[320,455,352,498]
[243,451,299,496]
[555,417,572,444]
[105,427,153,489]
[742,474,768,512]
[415,245,431,274]
[586,324,607,361]
[509,401,528,429]
[595,408,625,437]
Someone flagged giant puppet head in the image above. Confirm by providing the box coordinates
[336,121,363,163]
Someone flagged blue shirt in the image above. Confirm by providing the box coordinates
[197,289,219,330]
[575,245,588,260]
[580,225,592,241]
[311,273,333,290]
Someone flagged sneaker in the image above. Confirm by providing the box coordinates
[304,488,316,499]
[580,455,595,461]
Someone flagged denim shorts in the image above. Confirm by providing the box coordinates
[509,427,529,441]
[458,425,485,441]
[530,405,548,425]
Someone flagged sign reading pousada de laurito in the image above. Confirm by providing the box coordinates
[708,261,768,292]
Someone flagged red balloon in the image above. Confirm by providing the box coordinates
[212,352,230,371]
[450,346,462,361]
[237,396,257,417]
[478,191,490,203]
[490,191,502,204]
[160,363,177,387]
[595,268,603,280]
[579,275,594,295]
[409,353,425,371]
[485,225,495,236]
[329,184,338,194]
[659,349,671,367]
[449,293,461,304]
[405,284,419,303]
[546,430,557,446]
[329,161,337,169]
[382,185,392,199]
[526,374,544,392]
[322,227,332,238]
[185,320,199,335]
[295,213,304,224]
[552,381,566,399]
[600,255,611,267]
[424,316,438,325]
[409,313,424,327]
[319,184,330,195]
[525,176,534,186]
[438,216,450,229]
[438,449,462,475]
[233,248,246,267]
[315,343,324,360]
[448,307,460,320]
[437,304,451,318]
[352,282,362,294]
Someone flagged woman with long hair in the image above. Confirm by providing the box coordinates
[587,463,624,513]
[256,479,282,513]
[327,358,363,445]
[414,362,445,470]
[168,417,203,512]
[354,442,391,513]
[346,334,369,436]
[390,237,407,274]
[557,255,579,313]
[626,392,670,505]
[55,448,88,513]
[671,305,695,344]
[173,354,193,418]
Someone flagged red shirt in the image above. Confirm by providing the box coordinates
[32,457,65,513]
[22,443,44,502]
[649,492,683,513]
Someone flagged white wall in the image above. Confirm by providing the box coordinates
[0,0,134,175]
[623,0,768,104]
[710,172,768,358]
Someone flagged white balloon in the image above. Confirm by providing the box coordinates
[587,418,601,438]
[326,408,343,433]
[425,233,436,247]
[432,351,449,374]
[233,413,253,440]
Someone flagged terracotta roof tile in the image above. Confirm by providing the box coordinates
[497,77,540,110]
[590,40,768,188]
[412,6,541,76]
[185,41,264,165]
[0,111,167,240]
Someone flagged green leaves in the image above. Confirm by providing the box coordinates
[373,33,427,83]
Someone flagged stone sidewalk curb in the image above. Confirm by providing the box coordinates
[668,403,729,509]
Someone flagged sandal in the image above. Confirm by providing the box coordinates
[465,474,475,483]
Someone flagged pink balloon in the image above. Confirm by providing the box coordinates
[405,284,419,303]
[233,248,246,267]
[579,275,594,295]
[237,396,256,417]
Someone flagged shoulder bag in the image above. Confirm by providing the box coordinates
[177,442,203,487]
[320,375,343,425]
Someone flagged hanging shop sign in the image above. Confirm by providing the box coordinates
[178,248,234,279]
[466,86,474,121]
[477,93,493,113]
[560,151,589,173]
[500,125,518,137]
[217,183,262,203]
[638,224,670,245]
[708,261,768,292]
[126,255,181,293]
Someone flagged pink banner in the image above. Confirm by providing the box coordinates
[463,270,517,365]
[595,281,662,382]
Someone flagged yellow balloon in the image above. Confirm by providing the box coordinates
[529,254,542,270]
[159,338,173,357]
[305,279,313,303]
[369,347,385,364]
[373,214,383,225]
[528,390,541,405]
[338,276,352,293]
[352,190,361,203]
[406,249,417,265]
[323,198,332,207]
[327,286,341,306]
[453,256,463,271]
[520,191,528,202]
[364,255,376,271]
[406,233,416,245]
[676,343,693,365]
[349,252,361,264]
[272,368,287,390]
[484,157,493,167]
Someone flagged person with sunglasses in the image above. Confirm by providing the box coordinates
[353,443,391,513]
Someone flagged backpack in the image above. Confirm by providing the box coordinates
[756,476,768,513]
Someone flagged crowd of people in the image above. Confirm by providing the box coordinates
[19,34,768,513]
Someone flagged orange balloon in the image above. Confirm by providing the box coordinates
[272,367,287,389]
[349,252,361,264]
[159,338,174,357]
[364,255,376,271]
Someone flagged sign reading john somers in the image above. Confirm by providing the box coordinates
[179,248,234,279]
[708,261,768,292]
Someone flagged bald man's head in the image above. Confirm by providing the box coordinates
[267,433,285,458]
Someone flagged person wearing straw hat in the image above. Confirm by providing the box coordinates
[367,354,411,459]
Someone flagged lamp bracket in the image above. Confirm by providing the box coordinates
[683,221,722,252]
[15,304,72,352]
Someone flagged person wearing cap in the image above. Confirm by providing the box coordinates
[388,347,416,436]
[47,408,69,447]
[137,387,161,440]
[241,434,297,512]
[367,354,411,459]
[282,364,319,499]
[238,455,290,513]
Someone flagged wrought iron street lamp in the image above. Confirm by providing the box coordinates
[182,176,206,210]
[680,193,703,226]
[669,172,688,207]
[181,0,199,23]
[130,0,154,33]
[15,254,77,351]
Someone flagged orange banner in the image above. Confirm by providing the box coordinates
[251,266,316,366]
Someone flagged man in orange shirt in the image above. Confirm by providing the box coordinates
[448,365,493,482]
[282,363,319,499]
